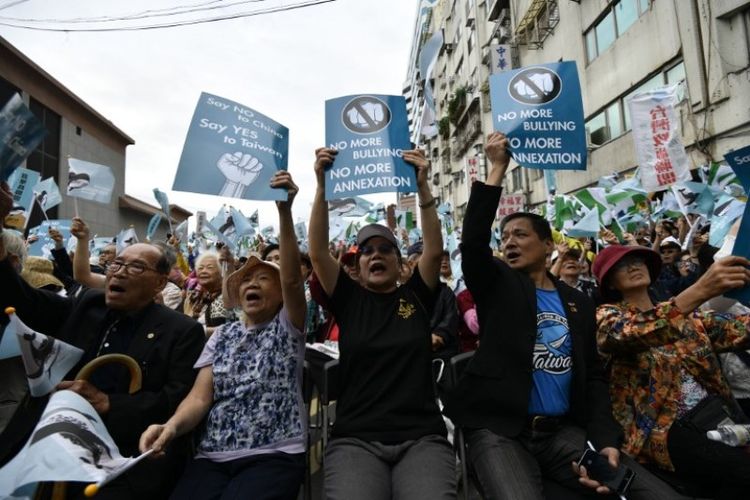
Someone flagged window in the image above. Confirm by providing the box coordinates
[511,167,523,192]
[467,27,476,54]
[26,98,62,218]
[586,59,686,146]
[0,76,20,108]
[585,0,651,62]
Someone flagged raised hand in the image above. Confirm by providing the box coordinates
[402,149,430,188]
[313,147,337,186]
[70,217,90,240]
[270,170,298,211]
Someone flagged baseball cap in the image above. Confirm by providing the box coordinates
[356,224,399,249]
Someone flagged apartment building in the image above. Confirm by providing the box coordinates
[405,0,750,223]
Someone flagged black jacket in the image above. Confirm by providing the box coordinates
[443,182,622,450]
[431,283,460,361]
[0,258,205,498]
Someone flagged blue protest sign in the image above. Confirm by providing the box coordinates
[5,168,41,231]
[723,145,750,304]
[489,61,586,170]
[27,220,72,258]
[173,92,288,201]
[32,177,62,212]
[66,158,115,204]
[0,94,47,182]
[325,94,415,200]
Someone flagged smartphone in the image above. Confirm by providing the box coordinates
[577,449,636,496]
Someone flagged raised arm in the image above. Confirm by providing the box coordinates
[271,170,306,332]
[71,217,106,289]
[461,133,510,297]
[406,149,442,291]
[308,148,341,296]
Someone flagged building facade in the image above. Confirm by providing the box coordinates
[404,0,750,224]
[0,36,190,240]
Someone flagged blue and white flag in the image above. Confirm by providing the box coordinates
[173,219,189,243]
[325,94,414,199]
[5,167,41,231]
[4,307,83,397]
[489,61,587,170]
[0,390,149,498]
[0,94,47,182]
[229,206,255,238]
[27,219,72,258]
[205,207,236,250]
[32,177,62,212]
[328,196,374,217]
[146,213,163,241]
[153,188,173,233]
[294,221,307,242]
[116,228,139,254]
[67,158,115,204]
[566,208,600,238]
[723,145,750,305]
[173,92,288,201]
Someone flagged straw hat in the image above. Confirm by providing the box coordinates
[222,255,281,308]
[21,256,64,290]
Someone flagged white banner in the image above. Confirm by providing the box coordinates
[497,192,525,221]
[628,84,691,192]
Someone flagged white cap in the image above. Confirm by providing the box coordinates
[706,430,721,441]
[660,236,681,248]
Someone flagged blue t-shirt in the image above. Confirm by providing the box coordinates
[528,288,572,416]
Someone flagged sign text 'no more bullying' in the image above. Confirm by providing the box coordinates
[325,94,415,200]
[489,61,587,170]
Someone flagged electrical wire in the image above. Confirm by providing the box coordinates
[0,0,267,24]
[0,0,30,13]
[0,0,335,32]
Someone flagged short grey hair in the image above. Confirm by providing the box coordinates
[195,251,220,269]
[3,230,27,268]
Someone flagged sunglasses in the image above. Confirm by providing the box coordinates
[359,243,396,256]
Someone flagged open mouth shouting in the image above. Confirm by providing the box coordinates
[244,290,262,307]
[368,261,387,276]
[504,250,522,264]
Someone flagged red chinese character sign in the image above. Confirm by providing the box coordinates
[627,85,690,192]
[497,193,525,220]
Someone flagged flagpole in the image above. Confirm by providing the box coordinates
[73,197,79,218]
[84,449,154,497]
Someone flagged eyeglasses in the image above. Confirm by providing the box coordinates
[613,255,646,272]
[359,243,396,256]
[678,260,696,269]
[108,259,159,275]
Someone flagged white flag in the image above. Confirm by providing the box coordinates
[0,390,141,498]
[628,85,691,192]
[5,307,83,397]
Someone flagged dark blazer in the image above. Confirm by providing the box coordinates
[443,182,622,450]
[0,258,205,497]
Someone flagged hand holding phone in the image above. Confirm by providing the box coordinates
[574,446,635,497]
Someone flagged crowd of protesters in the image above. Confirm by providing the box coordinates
[1,132,750,499]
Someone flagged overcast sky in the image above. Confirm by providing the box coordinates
[1,0,418,231]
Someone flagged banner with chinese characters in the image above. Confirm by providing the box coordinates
[628,85,690,192]
[497,192,525,221]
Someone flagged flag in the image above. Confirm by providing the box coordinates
[116,228,139,254]
[294,221,307,242]
[66,158,115,204]
[153,188,173,233]
[553,195,578,230]
[0,93,47,182]
[228,207,254,238]
[205,207,236,250]
[248,209,259,229]
[4,307,83,397]
[146,214,162,241]
[329,196,374,217]
[31,177,62,212]
[173,219,189,242]
[0,390,149,498]
[628,84,691,191]
[672,182,714,216]
[566,208,600,238]
[5,167,40,231]
[395,210,414,230]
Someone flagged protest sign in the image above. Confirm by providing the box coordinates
[497,192,525,221]
[32,177,62,212]
[67,158,115,204]
[325,94,414,200]
[27,219,73,258]
[723,145,750,305]
[173,92,288,201]
[5,167,40,231]
[146,213,163,241]
[0,94,47,182]
[489,61,586,170]
[628,84,691,191]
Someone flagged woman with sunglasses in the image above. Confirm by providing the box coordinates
[308,148,456,499]
[593,245,750,499]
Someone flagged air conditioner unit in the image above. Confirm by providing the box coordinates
[481,45,490,63]
[589,126,610,146]
[444,42,455,53]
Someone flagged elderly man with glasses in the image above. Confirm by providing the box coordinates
[0,181,204,500]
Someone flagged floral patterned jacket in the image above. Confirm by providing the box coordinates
[596,298,750,470]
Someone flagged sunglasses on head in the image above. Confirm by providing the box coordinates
[359,243,395,256]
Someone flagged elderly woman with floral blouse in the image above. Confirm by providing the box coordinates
[593,244,750,499]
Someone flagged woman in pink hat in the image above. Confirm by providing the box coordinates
[594,244,750,498]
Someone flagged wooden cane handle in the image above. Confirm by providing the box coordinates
[75,354,142,394]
